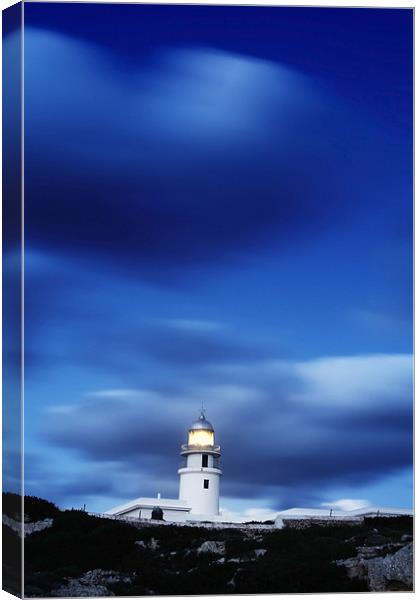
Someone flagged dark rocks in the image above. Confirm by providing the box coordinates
[367,543,413,591]
[52,570,134,597]
[3,515,53,538]
[338,542,413,591]
[365,533,388,546]
[227,567,244,588]
[135,537,159,550]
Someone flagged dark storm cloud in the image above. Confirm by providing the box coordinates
[45,394,181,465]
[138,320,270,366]
[79,318,269,373]
[25,452,120,507]
[42,354,412,509]
[23,29,407,276]
[3,450,22,494]
[23,261,273,376]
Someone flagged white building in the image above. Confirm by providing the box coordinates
[106,411,223,523]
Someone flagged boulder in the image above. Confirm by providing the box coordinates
[366,543,413,591]
[148,537,160,551]
[135,538,159,550]
[196,540,225,555]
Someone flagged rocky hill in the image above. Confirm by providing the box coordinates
[2,494,413,596]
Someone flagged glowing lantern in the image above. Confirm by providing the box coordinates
[188,428,214,447]
[187,411,215,447]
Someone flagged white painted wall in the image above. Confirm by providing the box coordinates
[185,453,218,469]
[113,506,189,522]
[178,452,221,516]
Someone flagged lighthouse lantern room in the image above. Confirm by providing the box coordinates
[178,411,222,517]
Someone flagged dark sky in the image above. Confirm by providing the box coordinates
[5,3,413,517]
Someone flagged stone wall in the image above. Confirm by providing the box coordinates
[283,517,363,529]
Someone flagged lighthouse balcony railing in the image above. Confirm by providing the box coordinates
[178,458,222,470]
[181,443,221,453]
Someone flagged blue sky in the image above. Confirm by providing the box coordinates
[5,3,413,517]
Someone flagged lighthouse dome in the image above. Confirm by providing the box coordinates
[189,412,214,432]
[187,411,215,447]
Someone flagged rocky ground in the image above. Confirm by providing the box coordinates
[337,537,413,591]
[2,494,414,596]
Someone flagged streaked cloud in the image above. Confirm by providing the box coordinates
[37,353,412,510]
[294,354,413,408]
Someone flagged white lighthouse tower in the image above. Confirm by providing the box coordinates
[178,411,222,517]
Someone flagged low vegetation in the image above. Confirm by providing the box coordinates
[2,494,413,596]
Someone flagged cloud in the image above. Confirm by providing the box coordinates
[351,309,411,336]
[3,449,22,494]
[87,389,144,399]
[23,275,274,377]
[320,498,370,512]
[219,506,278,523]
[25,452,125,509]
[24,29,399,276]
[138,319,270,366]
[163,319,224,333]
[294,354,413,408]
[39,353,412,510]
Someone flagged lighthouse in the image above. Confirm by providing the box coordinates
[178,411,222,517]
[106,410,222,522]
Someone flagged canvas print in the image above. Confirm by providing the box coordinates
[2,2,413,597]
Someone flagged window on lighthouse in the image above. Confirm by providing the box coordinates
[188,429,214,447]
[204,479,209,489]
